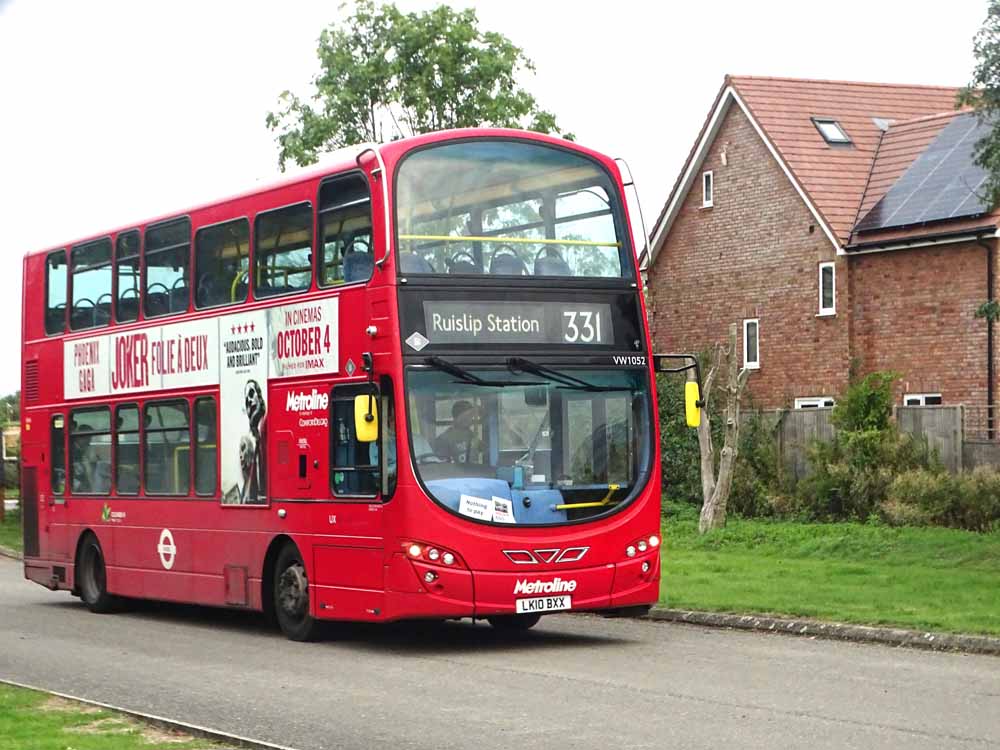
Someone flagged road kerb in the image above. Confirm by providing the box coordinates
[0,544,21,561]
[0,677,299,750]
[647,607,1000,656]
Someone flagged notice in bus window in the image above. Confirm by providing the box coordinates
[458,494,492,522]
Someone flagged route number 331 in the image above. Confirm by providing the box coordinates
[562,311,603,344]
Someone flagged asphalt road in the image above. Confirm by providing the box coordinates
[1,556,997,750]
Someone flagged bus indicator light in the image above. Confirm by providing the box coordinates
[408,544,423,558]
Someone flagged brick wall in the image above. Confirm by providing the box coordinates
[849,240,997,405]
[647,104,849,408]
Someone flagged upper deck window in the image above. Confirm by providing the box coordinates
[195,218,250,309]
[395,140,629,279]
[144,218,191,318]
[116,231,141,323]
[255,203,313,298]
[45,250,68,335]
[70,238,112,330]
[319,174,373,287]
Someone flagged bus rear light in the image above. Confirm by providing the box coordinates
[637,540,648,553]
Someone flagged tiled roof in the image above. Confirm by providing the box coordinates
[728,76,963,245]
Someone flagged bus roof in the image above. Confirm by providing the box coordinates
[23,127,604,261]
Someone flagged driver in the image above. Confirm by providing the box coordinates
[433,400,481,463]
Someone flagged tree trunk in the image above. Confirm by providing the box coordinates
[698,323,751,534]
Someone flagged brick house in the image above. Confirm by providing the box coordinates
[645,75,998,429]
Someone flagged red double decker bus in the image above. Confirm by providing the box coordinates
[20,129,665,640]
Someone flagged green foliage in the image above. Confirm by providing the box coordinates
[958,1,1000,209]
[728,409,793,518]
[975,299,1000,322]
[266,1,571,170]
[885,467,1000,532]
[0,392,17,422]
[0,507,20,553]
[787,372,941,521]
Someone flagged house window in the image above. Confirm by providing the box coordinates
[795,397,835,409]
[702,171,714,208]
[813,118,851,145]
[904,394,942,406]
[818,262,836,315]
[743,318,759,370]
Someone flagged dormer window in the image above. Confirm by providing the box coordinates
[812,118,851,145]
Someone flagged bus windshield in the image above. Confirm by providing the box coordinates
[406,366,651,525]
[395,140,630,279]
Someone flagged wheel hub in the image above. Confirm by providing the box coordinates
[278,563,309,618]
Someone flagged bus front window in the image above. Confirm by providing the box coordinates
[395,140,631,279]
[406,367,651,525]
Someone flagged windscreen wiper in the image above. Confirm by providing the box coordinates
[507,357,626,392]
[424,356,540,387]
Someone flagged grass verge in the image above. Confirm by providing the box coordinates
[0,683,232,750]
[660,504,1000,635]
[0,507,20,554]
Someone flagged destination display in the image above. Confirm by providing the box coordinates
[415,301,613,348]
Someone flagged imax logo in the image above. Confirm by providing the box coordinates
[514,578,578,595]
[286,389,329,412]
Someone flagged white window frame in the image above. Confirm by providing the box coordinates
[903,393,942,406]
[702,170,714,208]
[742,318,760,370]
[794,397,835,409]
[818,261,836,316]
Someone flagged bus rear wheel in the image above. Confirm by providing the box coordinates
[487,613,542,631]
[77,534,118,614]
[273,543,322,642]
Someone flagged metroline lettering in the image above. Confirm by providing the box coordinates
[112,333,150,390]
[513,578,578,595]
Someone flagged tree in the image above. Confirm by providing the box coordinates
[694,324,750,533]
[266,1,571,170]
[958,1,1000,208]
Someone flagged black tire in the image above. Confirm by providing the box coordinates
[77,534,118,614]
[487,613,542,631]
[273,542,322,642]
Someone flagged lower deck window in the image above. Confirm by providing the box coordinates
[70,407,111,494]
[144,401,191,495]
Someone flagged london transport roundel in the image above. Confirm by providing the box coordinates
[157,529,177,570]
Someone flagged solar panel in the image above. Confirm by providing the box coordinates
[855,113,992,232]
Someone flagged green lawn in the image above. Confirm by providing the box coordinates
[0,507,19,553]
[661,504,1000,635]
[0,684,229,749]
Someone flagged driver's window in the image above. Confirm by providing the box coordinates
[144,217,191,318]
[70,238,112,331]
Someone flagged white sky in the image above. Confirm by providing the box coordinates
[0,0,986,395]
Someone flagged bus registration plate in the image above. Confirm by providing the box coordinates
[515,595,572,614]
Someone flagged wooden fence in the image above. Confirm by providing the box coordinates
[759,405,996,478]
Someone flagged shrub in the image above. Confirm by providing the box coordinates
[885,467,1000,532]
[729,408,794,518]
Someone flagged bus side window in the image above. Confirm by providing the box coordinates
[69,407,111,495]
[144,218,191,318]
[195,219,250,309]
[194,397,217,496]
[71,238,113,330]
[381,378,396,499]
[254,203,312,298]
[143,400,190,495]
[319,174,373,287]
[115,230,141,323]
[45,250,68,336]
[331,386,379,497]
[51,414,65,495]
[115,404,140,495]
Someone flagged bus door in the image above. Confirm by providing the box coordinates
[269,383,330,499]
[45,413,68,561]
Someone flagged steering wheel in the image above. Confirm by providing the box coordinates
[445,250,478,272]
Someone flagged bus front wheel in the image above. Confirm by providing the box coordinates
[273,543,322,642]
[77,534,118,614]
[487,613,542,631]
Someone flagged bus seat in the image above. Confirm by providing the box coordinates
[146,292,169,317]
[169,285,189,313]
[534,249,572,277]
[399,253,435,274]
[490,252,527,276]
[343,251,374,283]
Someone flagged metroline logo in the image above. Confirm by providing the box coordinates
[286,389,329,412]
[513,578,578,595]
